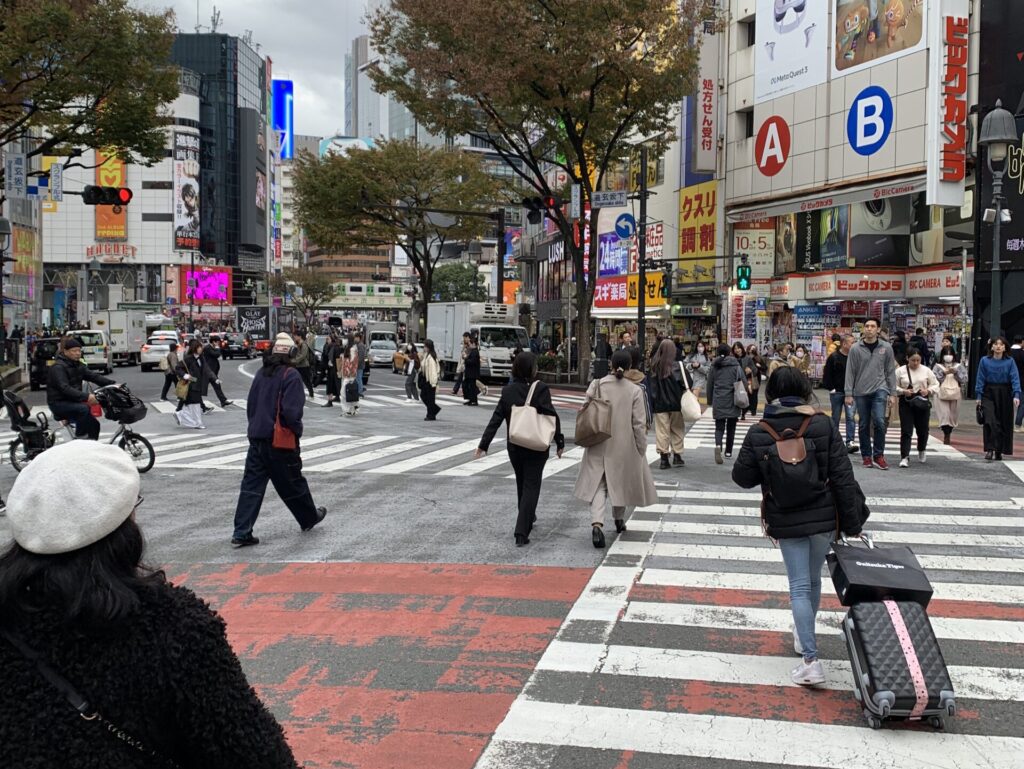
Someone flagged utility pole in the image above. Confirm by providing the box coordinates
[637,145,649,369]
[495,208,505,304]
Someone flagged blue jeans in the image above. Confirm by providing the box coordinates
[356,367,365,396]
[779,532,833,662]
[829,392,856,443]
[854,391,889,459]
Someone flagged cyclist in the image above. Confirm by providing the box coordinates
[46,336,114,440]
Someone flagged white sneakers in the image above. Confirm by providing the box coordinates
[899,457,910,468]
[791,659,826,686]
[919,450,927,463]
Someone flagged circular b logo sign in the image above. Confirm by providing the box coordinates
[847,86,894,157]
[754,116,791,177]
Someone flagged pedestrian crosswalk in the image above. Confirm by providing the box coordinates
[301,387,588,412]
[473,483,1024,768]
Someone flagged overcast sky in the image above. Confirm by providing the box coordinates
[136,0,369,139]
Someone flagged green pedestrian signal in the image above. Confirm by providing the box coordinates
[736,264,752,291]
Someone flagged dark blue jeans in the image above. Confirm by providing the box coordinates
[232,439,320,538]
[854,391,889,459]
[50,401,100,440]
[829,392,856,443]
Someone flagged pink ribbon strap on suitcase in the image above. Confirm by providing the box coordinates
[883,599,929,720]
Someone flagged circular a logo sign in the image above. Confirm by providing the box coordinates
[754,116,791,177]
[847,86,894,157]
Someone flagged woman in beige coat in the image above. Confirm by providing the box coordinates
[574,350,658,548]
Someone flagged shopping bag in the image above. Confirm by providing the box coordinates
[678,363,702,422]
[174,379,190,400]
[827,537,933,607]
[509,380,557,451]
[575,380,612,447]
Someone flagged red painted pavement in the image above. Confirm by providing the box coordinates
[168,562,590,769]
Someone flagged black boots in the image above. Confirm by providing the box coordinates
[614,519,627,533]
[592,524,605,548]
[659,454,670,469]
[672,453,685,467]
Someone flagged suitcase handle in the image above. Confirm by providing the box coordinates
[839,533,875,549]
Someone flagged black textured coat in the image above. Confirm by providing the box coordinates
[732,408,869,539]
[0,583,298,769]
[45,354,114,409]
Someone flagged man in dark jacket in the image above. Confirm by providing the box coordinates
[231,333,326,548]
[46,337,114,439]
[201,339,232,409]
[462,336,481,405]
[821,333,857,452]
[909,327,931,366]
[291,332,315,399]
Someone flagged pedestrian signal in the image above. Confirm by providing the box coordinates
[736,264,752,291]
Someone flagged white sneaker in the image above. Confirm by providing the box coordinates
[791,659,826,686]
[899,457,910,468]
[792,626,803,656]
[919,450,927,463]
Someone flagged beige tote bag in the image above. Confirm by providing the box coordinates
[509,380,557,451]
[574,379,613,447]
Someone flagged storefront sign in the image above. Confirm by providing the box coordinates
[86,243,138,261]
[727,178,926,223]
[832,0,927,79]
[95,150,127,240]
[627,272,667,307]
[926,0,969,207]
[695,17,720,173]
[173,132,201,251]
[847,86,894,157]
[733,219,775,279]
[770,276,805,302]
[905,264,966,299]
[755,116,791,177]
[593,275,628,308]
[678,181,717,288]
[630,221,664,272]
[805,271,906,300]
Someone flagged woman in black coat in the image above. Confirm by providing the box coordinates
[463,337,482,406]
[732,367,868,689]
[475,352,564,547]
[174,339,207,429]
[322,335,341,407]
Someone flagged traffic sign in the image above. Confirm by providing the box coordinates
[592,190,628,208]
[570,183,582,219]
[754,116,790,177]
[614,213,637,239]
[847,85,893,157]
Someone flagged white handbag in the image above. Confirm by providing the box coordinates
[678,363,702,423]
[509,380,557,451]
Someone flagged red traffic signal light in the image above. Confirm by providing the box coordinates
[82,185,133,206]
[522,195,562,225]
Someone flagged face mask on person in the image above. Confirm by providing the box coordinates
[697,347,705,355]
[795,350,805,359]
[944,355,954,364]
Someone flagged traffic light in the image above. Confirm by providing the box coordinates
[82,185,133,206]
[736,264,752,291]
[522,195,562,225]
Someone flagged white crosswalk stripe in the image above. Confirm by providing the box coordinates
[473,476,1024,767]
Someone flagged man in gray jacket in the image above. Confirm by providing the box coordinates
[844,318,898,470]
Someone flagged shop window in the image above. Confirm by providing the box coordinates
[738,109,754,140]
[743,20,755,48]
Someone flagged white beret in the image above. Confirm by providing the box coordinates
[272,332,295,355]
[6,440,141,555]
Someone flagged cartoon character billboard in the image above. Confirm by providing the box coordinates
[833,0,927,77]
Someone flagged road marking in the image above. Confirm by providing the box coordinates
[307,435,445,472]
[503,445,584,480]
[626,518,1024,547]
[537,640,1024,703]
[183,434,345,468]
[148,433,245,450]
[668,490,1024,509]
[438,444,510,476]
[155,438,253,464]
[480,700,1024,769]
[369,439,482,475]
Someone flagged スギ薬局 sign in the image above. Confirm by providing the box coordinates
[926,0,969,207]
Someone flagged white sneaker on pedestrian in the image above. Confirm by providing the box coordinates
[791,659,825,686]
[919,450,927,463]
[899,457,910,468]
[1016,425,1024,433]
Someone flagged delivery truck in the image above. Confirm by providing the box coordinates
[426,302,528,381]
[89,309,148,366]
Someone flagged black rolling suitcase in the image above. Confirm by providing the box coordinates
[843,599,956,730]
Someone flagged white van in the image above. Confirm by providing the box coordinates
[74,329,113,373]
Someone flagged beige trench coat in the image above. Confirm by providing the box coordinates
[573,375,658,508]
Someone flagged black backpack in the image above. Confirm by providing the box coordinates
[757,415,827,509]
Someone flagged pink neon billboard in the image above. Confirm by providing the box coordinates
[179,265,233,304]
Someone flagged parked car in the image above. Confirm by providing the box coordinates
[392,343,425,374]
[220,333,254,360]
[140,336,173,372]
[368,339,397,368]
[28,338,62,390]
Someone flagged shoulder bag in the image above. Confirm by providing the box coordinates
[938,366,962,401]
[901,365,931,413]
[272,369,298,450]
[509,380,557,451]
[173,369,190,401]
[575,379,612,447]
[0,629,181,769]
[733,377,750,410]
[678,362,702,423]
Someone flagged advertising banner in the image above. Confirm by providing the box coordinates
[271,79,294,160]
[794,305,824,345]
[818,205,850,269]
[237,306,270,341]
[179,265,233,305]
[95,150,127,240]
[678,181,717,288]
[796,212,821,272]
[755,0,829,103]
[597,232,631,278]
[925,0,969,207]
[173,132,201,251]
[775,213,797,274]
[593,276,629,309]
[627,272,668,307]
[848,197,911,267]
[733,219,775,279]
[832,0,927,78]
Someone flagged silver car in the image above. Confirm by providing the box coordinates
[140,336,174,372]
[368,339,397,367]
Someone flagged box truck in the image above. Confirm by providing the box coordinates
[89,309,148,366]
[426,302,528,381]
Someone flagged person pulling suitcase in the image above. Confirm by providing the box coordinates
[732,366,869,686]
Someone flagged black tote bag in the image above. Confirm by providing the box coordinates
[828,538,933,608]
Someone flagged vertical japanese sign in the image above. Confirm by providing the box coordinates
[678,181,717,288]
[95,150,127,240]
[4,153,27,198]
[173,133,201,251]
[926,0,969,206]
[694,17,719,173]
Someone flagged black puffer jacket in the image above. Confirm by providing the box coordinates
[732,405,869,539]
[0,583,298,769]
[45,354,114,409]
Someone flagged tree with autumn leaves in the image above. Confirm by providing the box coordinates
[293,139,508,334]
[369,0,715,382]
[0,0,179,198]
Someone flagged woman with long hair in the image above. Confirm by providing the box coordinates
[322,333,341,407]
[685,340,711,398]
[745,344,766,417]
[403,343,420,401]
[0,441,300,765]
[476,352,564,546]
[174,338,206,429]
[790,344,811,376]
[338,335,361,417]
[933,345,968,445]
[976,336,1022,461]
[706,343,746,464]
[650,338,686,469]
[732,367,868,687]
[419,339,442,421]
[573,350,657,549]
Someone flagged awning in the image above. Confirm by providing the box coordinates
[592,306,671,319]
[726,175,926,223]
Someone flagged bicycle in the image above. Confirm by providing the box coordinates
[6,384,155,473]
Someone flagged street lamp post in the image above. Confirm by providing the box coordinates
[978,99,1019,340]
